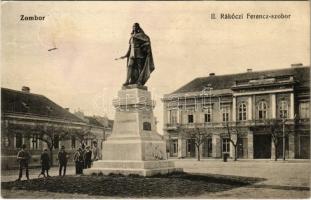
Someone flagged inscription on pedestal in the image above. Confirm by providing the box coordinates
[118,119,136,123]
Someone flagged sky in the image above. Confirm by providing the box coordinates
[1,1,310,134]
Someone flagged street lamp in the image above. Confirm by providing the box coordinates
[281,114,287,161]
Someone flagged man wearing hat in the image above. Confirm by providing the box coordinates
[39,149,51,178]
[83,146,92,169]
[16,144,31,181]
[57,145,68,176]
[74,147,84,174]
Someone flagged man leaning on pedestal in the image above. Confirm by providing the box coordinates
[92,141,100,162]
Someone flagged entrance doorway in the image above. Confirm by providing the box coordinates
[254,134,271,158]
[202,138,212,158]
[186,139,196,158]
[300,135,310,159]
[276,136,289,159]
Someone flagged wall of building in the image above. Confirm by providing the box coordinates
[1,118,106,169]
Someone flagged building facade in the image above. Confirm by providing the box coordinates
[1,87,108,169]
[162,65,310,159]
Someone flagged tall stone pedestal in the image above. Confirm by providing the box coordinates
[85,85,182,176]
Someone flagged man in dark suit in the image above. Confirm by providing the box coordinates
[16,144,31,181]
[58,146,68,176]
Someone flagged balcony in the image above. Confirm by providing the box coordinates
[164,123,180,130]
[165,122,237,130]
[165,119,300,131]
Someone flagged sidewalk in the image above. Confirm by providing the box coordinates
[169,157,311,163]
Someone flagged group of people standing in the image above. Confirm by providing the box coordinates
[73,142,100,175]
[16,141,100,181]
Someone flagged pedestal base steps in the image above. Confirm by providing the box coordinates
[84,160,182,176]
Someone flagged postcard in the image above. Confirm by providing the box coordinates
[1,1,310,199]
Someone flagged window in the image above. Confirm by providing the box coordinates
[169,110,178,124]
[299,102,310,119]
[221,106,230,122]
[188,114,194,123]
[258,101,267,120]
[30,134,39,150]
[238,102,247,121]
[222,138,230,153]
[204,107,212,123]
[15,134,23,149]
[2,136,10,147]
[53,135,59,149]
[71,135,76,149]
[279,100,288,118]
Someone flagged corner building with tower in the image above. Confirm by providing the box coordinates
[162,64,310,160]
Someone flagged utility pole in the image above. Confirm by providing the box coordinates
[282,118,285,160]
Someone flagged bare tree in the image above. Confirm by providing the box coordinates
[70,126,92,146]
[263,119,283,161]
[225,123,242,161]
[185,127,210,161]
[35,124,70,165]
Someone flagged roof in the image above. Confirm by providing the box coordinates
[84,116,105,127]
[171,66,310,94]
[1,88,85,123]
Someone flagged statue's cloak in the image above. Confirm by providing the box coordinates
[129,32,155,85]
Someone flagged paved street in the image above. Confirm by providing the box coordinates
[2,159,310,198]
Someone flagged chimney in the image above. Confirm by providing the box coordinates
[209,73,215,76]
[291,63,303,68]
[21,86,30,93]
[65,108,70,112]
[247,68,252,72]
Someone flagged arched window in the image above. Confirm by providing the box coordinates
[279,100,288,118]
[257,101,267,119]
[238,102,247,121]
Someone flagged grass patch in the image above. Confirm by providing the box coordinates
[1,173,265,198]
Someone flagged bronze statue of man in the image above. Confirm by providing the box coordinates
[116,23,155,86]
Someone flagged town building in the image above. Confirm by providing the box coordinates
[162,64,310,159]
[1,87,109,169]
